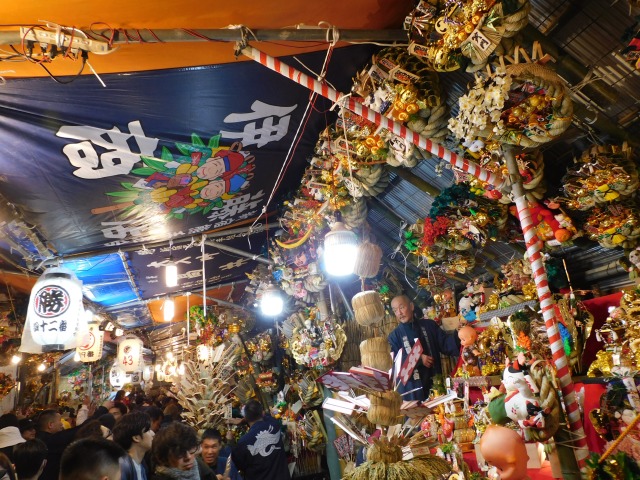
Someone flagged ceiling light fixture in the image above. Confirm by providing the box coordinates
[323,221,358,276]
[10,355,21,365]
[163,297,175,322]
[260,283,284,316]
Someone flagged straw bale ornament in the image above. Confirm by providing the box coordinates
[359,337,393,372]
[352,291,385,327]
[353,241,383,278]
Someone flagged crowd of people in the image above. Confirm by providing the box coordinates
[0,392,290,480]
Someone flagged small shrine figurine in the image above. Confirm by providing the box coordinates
[458,325,481,377]
[488,357,551,441]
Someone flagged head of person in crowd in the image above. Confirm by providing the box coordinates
[112,411,154,459]
[0,414,18,431]
[114,390,127,403]
[13,439,47,480]
[143,406,164,433]
[59,438,125,480]
[162,403,181,423]
[36,410,63,434]
[391,294,415,324]
[152,422,200,474]
[18,419,36,441]
[200,428,223,468]
[99,413,117,433]
[75,419,111,440]
[109,402,128,423]
[0,452,15,480]
[242,400,264,426]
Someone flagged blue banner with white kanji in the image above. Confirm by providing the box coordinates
[0,46,374,256]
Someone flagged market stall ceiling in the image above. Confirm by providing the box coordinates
[0,0,638,352]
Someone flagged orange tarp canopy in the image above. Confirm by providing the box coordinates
[1,0,412,77]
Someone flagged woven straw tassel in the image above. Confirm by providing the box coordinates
[353,241,383,278]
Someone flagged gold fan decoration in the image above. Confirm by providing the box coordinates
[173,343,239,431]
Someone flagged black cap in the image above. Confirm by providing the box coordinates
[18,418,35,433]
[98,414,116,431]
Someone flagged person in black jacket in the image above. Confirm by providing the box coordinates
[37,402,112,480]
[59,438,125,480]
[13,439,47,480]
[231,401,290,480]
[113,411,155,480]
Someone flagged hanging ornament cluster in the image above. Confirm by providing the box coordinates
[281,308,346,369]
[351,47,448,166]
[0,372,14,399]
[588,286,640,377]
[448,48,572,148]
[561,143,638,210]
[405,0,531,72]
[584,203,640,250]
[406,183,507,265]
[189,305,253,346]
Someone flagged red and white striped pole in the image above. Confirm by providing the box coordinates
[504,148,589,470]
[240,45,506,190]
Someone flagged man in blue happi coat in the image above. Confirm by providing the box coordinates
[388,295,460,401]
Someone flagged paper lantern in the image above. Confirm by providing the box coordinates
[109,363,127,389]
[22,266,84,353]
[142,365,153,382]
[76,322,104,363]
[117,336,143,373]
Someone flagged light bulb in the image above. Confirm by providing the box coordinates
[166,351,174,361]
[324,222,358,276]
[74,351,81,362]
[165,259,178,287]
[37,363,46,372]
[10,355,21,365]
[163,298,175,322]
[177,363,185,375]
[260,284,284,316]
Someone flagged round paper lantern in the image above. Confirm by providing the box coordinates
[76,322,104,363]
[23,266,84,352]
[142,365,153,382]
[117,336,143,373]
[109,363,127,389]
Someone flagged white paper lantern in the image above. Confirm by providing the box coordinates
[21,266,84,353]
[76,322,104,363]
[142,365,153,382]
[117,336,143,373]
[109,363,127,389]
